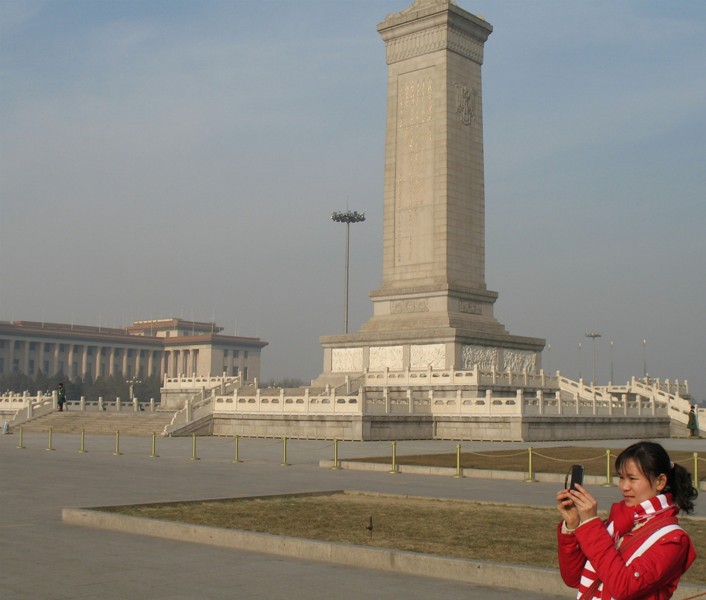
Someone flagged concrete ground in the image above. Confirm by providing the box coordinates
[2,433,704,599]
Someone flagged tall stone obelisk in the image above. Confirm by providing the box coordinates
[317,0,544,382]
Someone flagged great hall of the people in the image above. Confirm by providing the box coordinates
[0,319,267,382]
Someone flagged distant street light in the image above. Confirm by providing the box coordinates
[609,340,614,384]
[642,339,647,379]
[585,333,602,385]
[331,210,366,334]
[577,342,582,380]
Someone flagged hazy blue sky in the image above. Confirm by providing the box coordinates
[2,1,705,399]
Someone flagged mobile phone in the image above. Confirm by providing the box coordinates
[566,464,584,490]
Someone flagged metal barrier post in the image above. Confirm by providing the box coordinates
[17,426,24,449]
[79,429,86,453]
[150,432,159,458]
[525,446,537,482]
[113,430,122,456]
[602,449,614,486]
[695,452,699,487]
[331,438,342,470]
[46,427,54,451]
[280,435,289,466]
[232,435,241,463]
[389,440,399,474]
[453,443,464,478]
[190,433,200,461]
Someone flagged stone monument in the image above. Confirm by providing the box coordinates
[316,0,544,384]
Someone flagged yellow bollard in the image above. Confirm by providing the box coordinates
[694,452,699,488]
[602,448,614,486]
[389,440,399,474]
[453,443,464,478]
[232,434,241,463]
[190,433,200,461]
[46,427,55,451]
[525,447,537,482]
[113,430,122,456]
[150,432,159,458]
[17,426,25,449]
[280,435,289,466]
[79,429,86,453]
[331,438,342,470]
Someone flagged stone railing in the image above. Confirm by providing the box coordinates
[213,387,362,416]
[363,366,560,389]
[162,373,241,390]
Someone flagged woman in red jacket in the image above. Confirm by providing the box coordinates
[556,441,698,599]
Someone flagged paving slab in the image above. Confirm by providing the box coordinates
[2,433,704,599]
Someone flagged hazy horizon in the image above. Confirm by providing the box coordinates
[2,1,704,399]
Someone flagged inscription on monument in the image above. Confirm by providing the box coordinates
[459,300,482,315]
[395,70,434,267]
[391,299,429,313]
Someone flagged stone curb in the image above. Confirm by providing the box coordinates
[62,501,705,599]
[62,505,572,597]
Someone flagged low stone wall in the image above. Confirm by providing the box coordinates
[211,414,435,441]
[207,413,672,442]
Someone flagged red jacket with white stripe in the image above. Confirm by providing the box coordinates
[557,505,696,599]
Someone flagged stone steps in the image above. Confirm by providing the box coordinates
[16,411,177,436]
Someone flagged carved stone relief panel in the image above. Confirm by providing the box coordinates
[369,346,404,371]
[331,348,363,373]
[462,345,497,370]
[411,344,445,369]
[502,350,536,373]
[391,299,429,313]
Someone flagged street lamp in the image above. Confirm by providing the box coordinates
[609,340,614,384]
[331,210,366,334]
[585,333,602,385]
[642,339,647,380]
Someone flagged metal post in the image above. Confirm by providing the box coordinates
[46,427,54,451]
[331,438,342,470]
[453,444,464,478]
[525,447,536,482]
[190,433,200,461]
[694,453,699,487]
[280,435,289,466]
[150,432,158,458]
[17,427,24,449]
[389,440,399,474]
[79,429,86,453]
[232,434,241,463]
[113,430,122,455]
[602,449,614,486]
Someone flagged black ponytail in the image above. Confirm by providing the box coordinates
[616,441,698,514]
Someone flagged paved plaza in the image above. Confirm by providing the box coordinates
[2,433,704,599]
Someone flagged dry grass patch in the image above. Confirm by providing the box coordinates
[349,446,703,482]
[103,492,706,584]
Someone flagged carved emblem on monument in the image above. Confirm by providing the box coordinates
[462,345,497,370]
[411,344,445,369]
[503,350,536,373]
[332,348,363,373]
[454,82,477,125]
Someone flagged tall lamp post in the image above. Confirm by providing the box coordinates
[642,339,647,380]
[585,332,602,385]
[331,210,366,334]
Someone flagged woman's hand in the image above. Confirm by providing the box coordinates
[568,483,599,523]
[556,488,580,529]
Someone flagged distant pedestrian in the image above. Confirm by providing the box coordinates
[57,383,66,412]
[687,405,699,438]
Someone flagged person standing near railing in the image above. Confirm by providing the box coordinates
[57,383,67,412]
[687,405,700,438]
